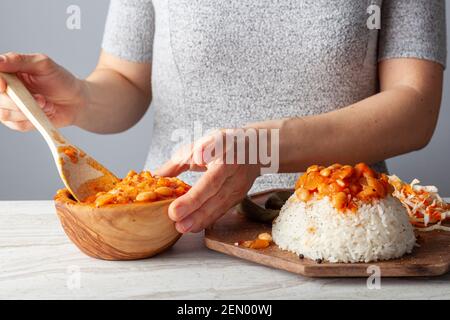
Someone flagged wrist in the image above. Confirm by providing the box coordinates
[278,117,313,172]
[252,117,305,173]
[243,124,283,175]
[72,79,91,128]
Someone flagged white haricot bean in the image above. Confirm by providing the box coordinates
[258,232,273,242]
[136,191,157,202]
[320,168,331,177]
[336,179,346,187]
[155,187,173,197]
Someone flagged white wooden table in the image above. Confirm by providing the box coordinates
[1,201,450,300]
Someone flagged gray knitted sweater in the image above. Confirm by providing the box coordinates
[102,0,446,191]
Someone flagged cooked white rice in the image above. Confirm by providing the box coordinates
[272,194,416,263]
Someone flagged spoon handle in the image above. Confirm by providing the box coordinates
[0,72,60,148]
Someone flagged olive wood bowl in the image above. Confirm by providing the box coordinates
[54,191,181,260]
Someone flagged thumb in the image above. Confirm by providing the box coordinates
[155,143,194,177]
[0,53,54,75]
[154,160,189,178]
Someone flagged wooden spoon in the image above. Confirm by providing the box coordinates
[0,72,119,202]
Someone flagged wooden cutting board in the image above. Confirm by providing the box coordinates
[205,189,450,277]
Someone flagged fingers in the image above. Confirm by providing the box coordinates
[175,197,225,233]
[1,120,34,132]
[0,93,17,110]
[156,159,206,177]
[168,164,232,223]
[175,176,239,233]
[155,143,197,177]
[172,163,258,233]
[0,109,28,122]
[155,159,190,178]
[0,52,55,75]
[0,52,58,133]
[0,94,28,122]
[156,141,208,177]
[156,132,223,177]
[0,93,54,129]
[0,77,6,93]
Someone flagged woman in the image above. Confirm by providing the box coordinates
[0,0,446,234]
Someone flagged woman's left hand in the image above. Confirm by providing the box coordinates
[155,130,261,233]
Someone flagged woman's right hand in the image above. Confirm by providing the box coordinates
[0,52,87,131]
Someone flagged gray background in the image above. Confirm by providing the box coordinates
[0,0,449,200]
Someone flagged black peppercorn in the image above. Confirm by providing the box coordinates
[316,258,323,264]
[299,254,304,259]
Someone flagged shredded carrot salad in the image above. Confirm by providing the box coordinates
[389,175,450,231]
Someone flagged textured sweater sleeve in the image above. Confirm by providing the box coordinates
[379,0,447,68]
[102,0,155,63]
